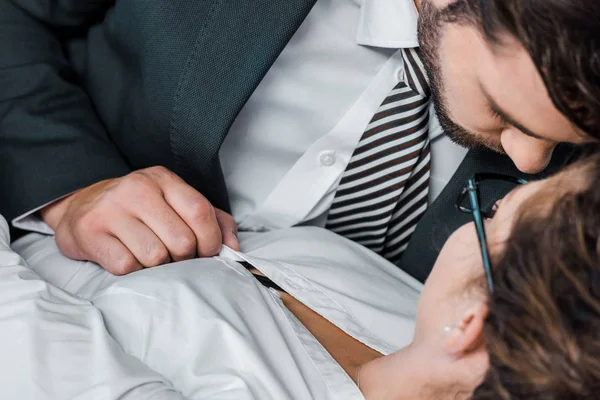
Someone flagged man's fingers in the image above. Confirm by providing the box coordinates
[88,234,143,275]
[54,205,144,275]
[215,209,240,251]
[128,194,198,262]
[111,217,171,268]
[51,166,231,275]
[160,180,223,257]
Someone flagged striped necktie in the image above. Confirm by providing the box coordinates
[326,48,431,263]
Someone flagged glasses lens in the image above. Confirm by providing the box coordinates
[458,177,523,218]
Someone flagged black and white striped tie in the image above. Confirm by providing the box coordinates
[326,48,431,263]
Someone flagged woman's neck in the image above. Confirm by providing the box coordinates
[358,343,431,400]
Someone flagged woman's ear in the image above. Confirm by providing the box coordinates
[445,302,489,355]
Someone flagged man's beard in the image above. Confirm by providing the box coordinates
[418,0,505,154]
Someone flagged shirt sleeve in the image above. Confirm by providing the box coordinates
[10,194,74,235]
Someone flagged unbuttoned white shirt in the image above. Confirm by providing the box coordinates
[11,220,422,399]
[13,0,468,236]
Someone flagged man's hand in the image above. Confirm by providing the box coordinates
[41,166,239,275]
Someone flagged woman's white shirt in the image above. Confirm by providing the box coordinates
[13,226,423,400]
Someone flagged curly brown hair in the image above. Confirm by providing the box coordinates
[472,152,600,399]
[467,0,600,139]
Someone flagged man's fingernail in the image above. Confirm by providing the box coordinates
[226,230,240,249]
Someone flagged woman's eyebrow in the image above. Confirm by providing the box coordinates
[480,83,550,142]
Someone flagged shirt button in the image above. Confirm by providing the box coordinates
[319,150,336,167]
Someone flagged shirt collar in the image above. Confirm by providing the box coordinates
[356,0,420,48]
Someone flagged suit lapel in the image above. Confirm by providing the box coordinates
[170,0,318,211]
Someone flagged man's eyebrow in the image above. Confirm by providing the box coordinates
[481,85,550,142]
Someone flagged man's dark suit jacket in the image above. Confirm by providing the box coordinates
[0,0,318,219]
[0,0,579,281]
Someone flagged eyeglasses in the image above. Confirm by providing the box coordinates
[456,173,528,292]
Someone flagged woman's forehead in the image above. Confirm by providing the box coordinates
[518,165,589,212]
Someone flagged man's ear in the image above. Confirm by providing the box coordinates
[445,302,488,355]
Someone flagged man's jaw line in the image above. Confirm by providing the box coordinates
[432,97,507,154]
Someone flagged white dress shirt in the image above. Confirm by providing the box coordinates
[0,217,186,400]
[12,221,422,400]
[14,0,467,239]
[221,0,467,232]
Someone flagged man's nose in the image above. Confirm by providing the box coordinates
[500,129,557,174]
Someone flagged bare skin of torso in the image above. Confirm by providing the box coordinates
[248,268,384,383]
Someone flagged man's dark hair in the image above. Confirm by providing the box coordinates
[465,0,600,139]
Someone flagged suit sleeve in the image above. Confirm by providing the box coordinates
[0,0,131,222]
